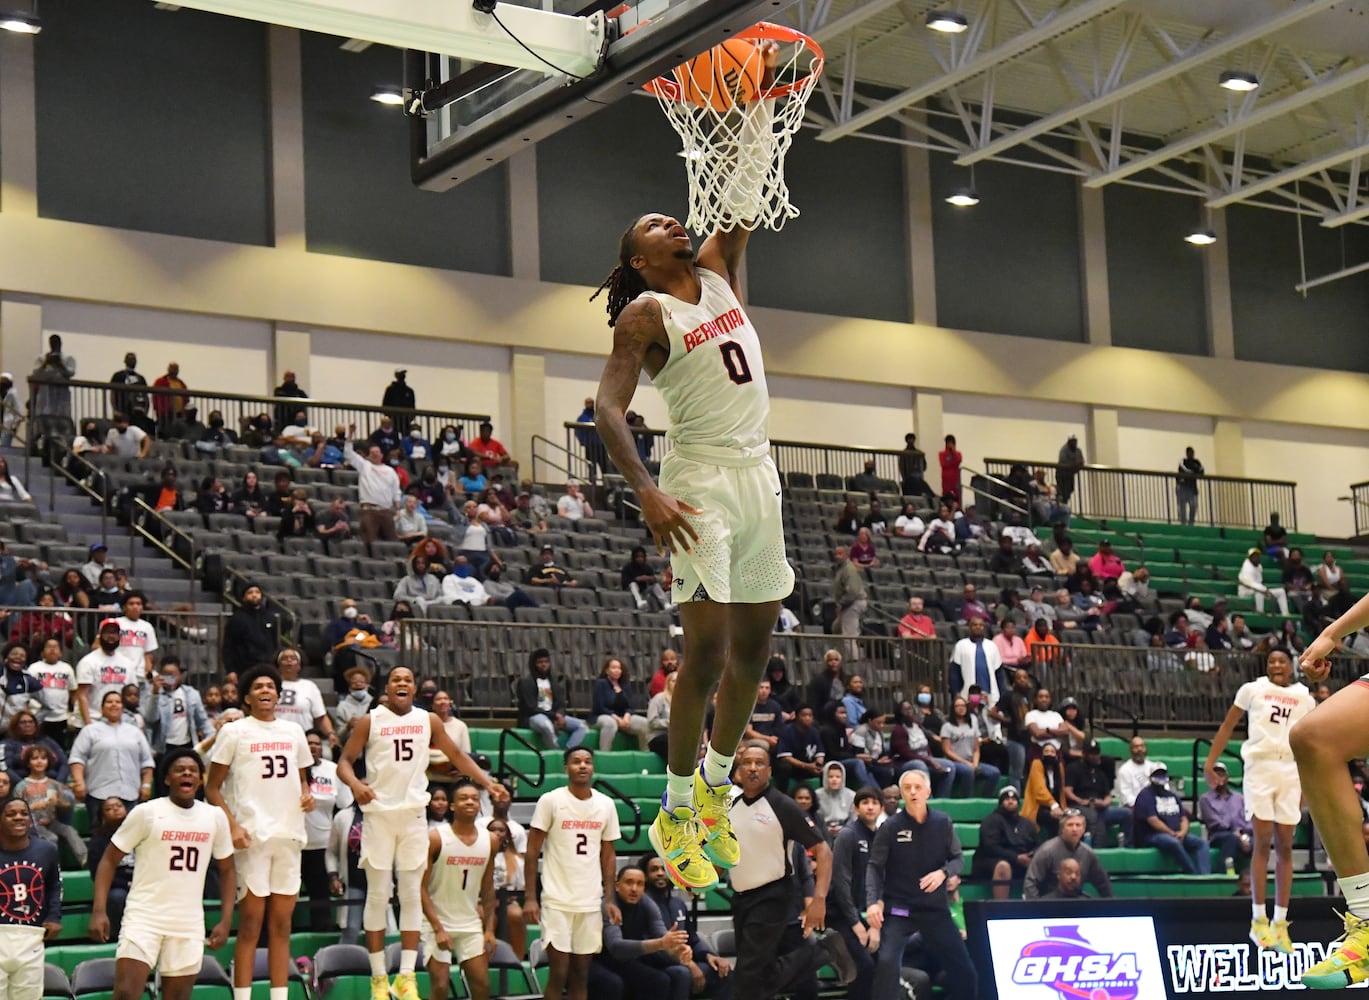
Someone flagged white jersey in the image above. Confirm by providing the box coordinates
[112,616,158,674]
[209,715,313,844]
[363,705,432,812]
[305,758,354,851]
[112,798,234,934]
[424,825,491,934]
[640,267,770,454]
[75,649,135,716]
[529,787,619,913]
[1235,677,1315,764]
[278,678,325,734]
[26,659,75,724]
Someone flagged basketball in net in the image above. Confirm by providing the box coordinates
[645,23,824,234]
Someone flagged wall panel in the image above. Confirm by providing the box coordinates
[1243,422,1369,538]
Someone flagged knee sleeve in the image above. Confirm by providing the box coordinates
[363,869,393,932]
[396,867,423,932]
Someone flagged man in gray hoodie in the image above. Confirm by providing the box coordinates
[815,762,854,840]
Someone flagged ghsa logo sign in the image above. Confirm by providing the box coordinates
[1012,925,1143,1000]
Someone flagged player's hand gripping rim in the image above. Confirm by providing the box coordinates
[640,486,702,556]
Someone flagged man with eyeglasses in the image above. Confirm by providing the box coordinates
[1022,808,1112,900]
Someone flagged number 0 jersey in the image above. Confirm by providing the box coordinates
[1234,676,1314,764]
[210,715,314,844]
[112,798,234,933]
[424,825,491,934]
[638,267,770,456]
[363,705,432,812]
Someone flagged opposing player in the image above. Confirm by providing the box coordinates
[1205,649,1314,953]
[419,780,496,1000]
[336,666,508,1000]
[523,748,621,1000]
[0,796,62,1000]
[206,665,315,1000]
[90,749,237,1000]
[1290,593,1369,988]
[590,44,791,892]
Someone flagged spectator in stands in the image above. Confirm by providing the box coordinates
[940,696,999,796]
[1318,551,1343,599]
[649,648,680,698]
[1023,810,1112,899]
[850,711,899,791]
[1024,688,1068,752]
[1001,513,1039,549]
[26,637,74,740]
[972,786,1037,898]
[394,493,427,544]
[833,499,860,536]
[137,464,183,513]
[765,657,800,719]
[0,454,29,504]
[950,617,1001,703]
[141,657,213,755]
[330,665,374,742]
[1053,587,1090,632]
[400,421,433,473]
[820,702,875,791]
[1199,761,1252,874]
[1205,615,1233,651]
[221,581,280,677]
[312,496,352,551]
[79,544,111,592]
[105,411,151,460]
[16,742,85,864]
[1029,467,1066,525]
[437,554,492,607]
[898,433,935,501]
[1023,743,1066,837]
[381,368,416,430]
[1239,548,1291,616]
[1133,764,1211,874]
[368,414,401,456]
[646,672,675,762]
[276,487,316,541]
[151,361,189,427]
[1088,540,1125,580]
[993,619,1029,671]
[457,457,487,501]
[1021,587,1053,625]
[825,787,882,998]
[197,410,238,457]
[594,863,693,1000]
[87,796,135,937]
[344,424,402,543]
[1056,435,1084,506]
[479,562,536,613]
[832,546,867,655]
[592,657,651,752]
[449,500,492,580]
[193,476,230,515]
[938,435,962,500]
[53,569,89,614]
[919,503,958,554]
[270,370,308,430]
[262,469,293,518]
[989,535,1018,574]
[526,543,577,590]
[913,682,947,738]
[1262,513,1288,560]
[807,649,847,711]
[1,642,43,731]
[69,689,154,813]
[893,502,925,540]
[475,486,515,544]
[621,546,672,611]
[816,761,856,839]
[393,553,441,610]
[90,569,123,614]
[9,590,73,656]
[775,705,825,792]
[1175,447,1204,525]
[1117,565,1151,609]
[1113,737,1160,812]
[1164,611,1192,649]
[1058,698,1086,759]
[229,470,266,523]
[849,527,880,568]
[898,597,935,640]
[510,491,547,535]
[469,420,516,471]
[745,678,786,755]
[861,499,888,537]
[0,372,19,447]
[958,584,991,625]
[889,700,952,797]
[517,647,587,751]
[1064,740,1130,846]
[846,458,881,496]
[841,675,868,728]
[1050,537,1080,577]
[2,708,67,780]
[1282,547,1316,608]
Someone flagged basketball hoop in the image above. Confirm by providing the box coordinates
[644,23,824,233]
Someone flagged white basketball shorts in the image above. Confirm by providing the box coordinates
[420,926,487,966]
[117,920,204,978]
[237,837,303,898]
[539,905,602,956]
[1243,759,1302,827]
[360,808,429,872]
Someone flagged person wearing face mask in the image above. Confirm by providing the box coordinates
[141,657,213,755]
[437,425,467,462]
[1132,764,1211,874]
[382,601,421,650]
[386,448,413,489]
[0,373,22,447]
[438,556,492,607]
[325,599,382,691]
[479,562,539,613]
[273,370,309,432]
[401,423,433,471]
[196,409,238,455]
[1023,744,1067,839]
[331,665,375,745]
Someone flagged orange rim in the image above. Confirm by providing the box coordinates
[643,22,825,103]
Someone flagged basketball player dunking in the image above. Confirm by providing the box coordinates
[336,667,508,1000]
[589,40,792,893]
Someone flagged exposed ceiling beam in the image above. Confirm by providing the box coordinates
[958,0,1344,167]
[816,0,1125,142]
[809,0,906,44]
[1321,202,1369,228]
[1207,138,1369,208]
[1085,61,1369,188]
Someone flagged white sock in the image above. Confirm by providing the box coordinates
[400,949,417,975]
[1252,902,1265,922]
[235,989,251,1000]
[665,770,693,812]
[1273,905,1289,923]
[271,988,288,1000]
[369,952,386,978]
[702,745,734,787]
[1339,875,1369,919]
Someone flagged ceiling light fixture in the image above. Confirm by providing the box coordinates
[1218,70,1259,93]
[945,187,980,207]
[0,10,40,33]
[1184,228,1217,246]
[925,10,969,33]
[370,85,406,106]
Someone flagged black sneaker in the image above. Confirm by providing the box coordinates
[817,930,859,985]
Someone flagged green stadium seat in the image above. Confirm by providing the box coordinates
[45,946,117,977]
[63,870,93,905]
[953,823,979,849]
[935,799,997,823]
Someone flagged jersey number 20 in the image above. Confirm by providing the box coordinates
[719,342,753,385]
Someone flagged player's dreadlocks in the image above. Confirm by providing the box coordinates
[589,219,649,327]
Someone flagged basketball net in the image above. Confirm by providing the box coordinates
[647,23,824,233]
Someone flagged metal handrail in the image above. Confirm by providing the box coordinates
[497,727,548,791]
[592,776,644,847]
[1350,481,1369,537]
[1086,692,1142,739]
[42,441,110,549]
[129,498,198,607]
[1188,736,1243,817]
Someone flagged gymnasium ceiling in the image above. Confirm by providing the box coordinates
[779,0,1369,223]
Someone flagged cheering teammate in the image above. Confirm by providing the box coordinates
[420,780,496,1000]
[90,750,237,1000]
[337,666,508,1000]
[206,665,315,1000]
[0,796,62,999]
[524,748,621,1000]
[1205,649,1314,953]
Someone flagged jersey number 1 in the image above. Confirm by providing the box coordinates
[719,342,753,385]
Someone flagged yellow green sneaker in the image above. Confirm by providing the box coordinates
[369,976,390,1000]
[1250,916,1275,950]
[648,800,717,891]
[1303,911,1369,989]
[694,770,740,869]
[391,972,419,1000]
[1271,919,1294,955]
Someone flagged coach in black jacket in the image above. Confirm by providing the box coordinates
[866,769,977,1000]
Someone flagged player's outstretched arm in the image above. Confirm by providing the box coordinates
[1203,703,1244,789]
[210,855,237,949]
[204,762,250,850]
[336,714,375,805]
[428,712,508,803]
[1303,593,1369,668]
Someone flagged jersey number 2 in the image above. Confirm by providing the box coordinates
[575,833,589,855]
[719,342,753,385]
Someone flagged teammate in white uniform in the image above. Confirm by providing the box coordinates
[90,749,237,1000]
[420,781,496,1000]
[589,46,791,893]
[1205,649,1314,954]
[205,665,315,1000]
[336,666,508,1000]
[524,747,621,1000]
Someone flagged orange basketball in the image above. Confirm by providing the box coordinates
[673,38,763,112]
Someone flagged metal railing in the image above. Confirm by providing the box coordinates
[1351,481,1369,537]
[983,458,1298,530]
